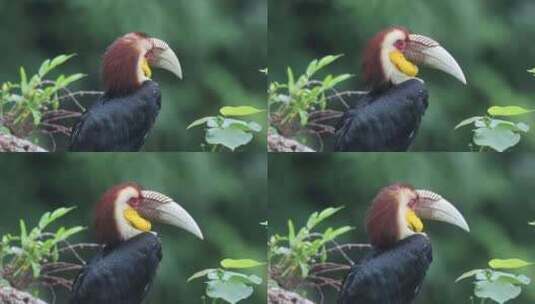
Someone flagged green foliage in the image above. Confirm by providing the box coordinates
[488,258,533,269]
[456,258,533,304]
[188,105,264,151]
[188,258,264,304]
[0,54,85,138]
[269,207,353,287]
[455,105,534,152]
[0,207,85,290]
[269,55,352,133]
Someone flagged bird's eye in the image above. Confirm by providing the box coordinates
[128,197,140,208]
[394,39,406,50]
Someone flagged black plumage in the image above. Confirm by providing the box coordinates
[334,79,428,152]
[338,234,432,304]
[70,233,162,304]
[69,81,161,151]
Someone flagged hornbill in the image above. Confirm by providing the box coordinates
[70,182,203,304]
[69,32,182,151]
[334,27,467,151]
[338,183,470,304]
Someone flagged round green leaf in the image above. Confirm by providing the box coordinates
[475,280,521,304]
[473,126,520,152]
[206,281,253,304]
[206,127,253,151]
[489,259,533,269]
[220,106,265,117]
[221,258,265,269]
[488,106,535,117]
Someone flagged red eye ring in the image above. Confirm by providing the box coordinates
[408,197,417,208]
[394,39,406,50]
[128,197,141,208]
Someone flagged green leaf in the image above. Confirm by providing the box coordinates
[488,106,535,116]
[47,207,75,227]
[298,110,308,125]
[474,280,522,304]
[455,116,484,129]
[455,269,485,282]
[220,259,264,269]
[491,271,531,285]
[19,220,28,245]
[489,259,533,269]
[311,54,343,76]
[55,226,85,242]
[529,221,535,226]
[19,67,28,95]
[219,106,264,117]
[49,54,76,71]
[38,59,51,77]
[287,219,295,245]
[287,67,295,95]
[473,126,521,152]
[527,68,535,76]
[206,127,253,151]
[187,268,217,282]
[187,116,216,129]
[58,73,86,88]
[219,270,262,285]
[206,280,253,304]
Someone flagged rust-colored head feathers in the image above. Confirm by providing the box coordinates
[365,183,414,249]
[362,27,409,90]
[361,27,466,91]
[365,183,470,250]
[101,32,183,97]
[102,33,150,97]
[94,182,142,245]
[93,182,203,247]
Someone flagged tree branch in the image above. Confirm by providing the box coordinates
[268,287,315,304]
[0,133,47,152]
[268,131,315,152]
[0,287,48,304]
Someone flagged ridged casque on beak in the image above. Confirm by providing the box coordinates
[414,189,470,232]
[405,34,467,84]
[137,190,203,240]
[366,184,469,249]
[147,38,183,79]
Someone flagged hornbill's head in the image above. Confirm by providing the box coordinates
[94,182,203,246]
[102,32,183,97]
[366,183,469,249]
[362,27,466,90]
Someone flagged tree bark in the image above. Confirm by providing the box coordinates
[268,131,315,152]
[0,287,48,304]
[268,287,315,304]
[0,134,47,152]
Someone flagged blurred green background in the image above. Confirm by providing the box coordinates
[269,153,535,303]
[0,153,267,303]
[269,0,535,151]
[0,0,267,151]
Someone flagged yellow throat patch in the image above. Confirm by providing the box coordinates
[141,58,152,79]
[124,207,152,232]
[389,51,419,77]
[406,209,424,232]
